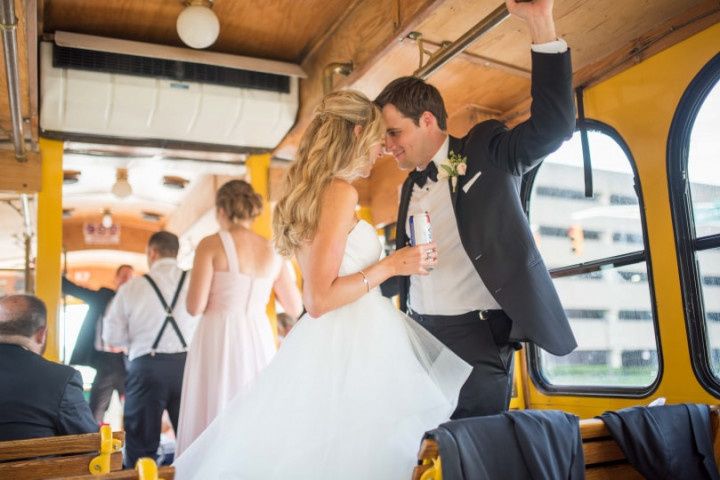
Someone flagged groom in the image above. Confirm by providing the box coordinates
[376,0,577,418]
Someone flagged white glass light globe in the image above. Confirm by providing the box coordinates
[177,5,220,49]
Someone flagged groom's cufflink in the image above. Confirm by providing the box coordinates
[462,171,482,193]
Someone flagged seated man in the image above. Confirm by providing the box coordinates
[0,294,98,441]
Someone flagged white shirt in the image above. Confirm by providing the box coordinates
[103,258,199,361]
[405,41,567,316]
[407,137,501,316]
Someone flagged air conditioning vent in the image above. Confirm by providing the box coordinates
[53,45,290,93]
[40,40,299,149]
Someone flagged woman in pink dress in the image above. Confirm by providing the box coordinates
[175,179,303,456]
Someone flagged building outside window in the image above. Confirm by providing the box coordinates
[669,59,720,386]
[526,125,659,390]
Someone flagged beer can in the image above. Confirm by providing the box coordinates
[409,212,433,246]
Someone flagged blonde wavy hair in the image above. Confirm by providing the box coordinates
[273,90,384,256]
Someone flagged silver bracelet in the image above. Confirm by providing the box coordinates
[359,270,370,293]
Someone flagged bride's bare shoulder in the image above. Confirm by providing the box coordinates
[316,179,358,233]
[323,178,358,205]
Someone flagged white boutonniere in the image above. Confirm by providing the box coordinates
[437,150,468,193]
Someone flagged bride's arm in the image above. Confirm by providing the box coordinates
[272,261,303,319]
[300,179,435,317]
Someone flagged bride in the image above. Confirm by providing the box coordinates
[174,90,470,479]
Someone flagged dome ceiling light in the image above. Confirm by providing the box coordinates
[177,0,220,50]
[111,167,133,198]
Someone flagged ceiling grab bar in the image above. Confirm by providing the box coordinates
[413,3,511,80]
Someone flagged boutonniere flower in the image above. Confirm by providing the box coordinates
[437,150,468,192]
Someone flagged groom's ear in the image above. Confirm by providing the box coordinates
[419,111,437,129]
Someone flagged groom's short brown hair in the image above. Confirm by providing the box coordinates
[375,76,448,131]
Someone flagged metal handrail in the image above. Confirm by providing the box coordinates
[413,3,511,79]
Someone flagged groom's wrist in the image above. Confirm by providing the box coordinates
[527,14,556,44]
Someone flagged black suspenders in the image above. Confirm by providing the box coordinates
[144,271,188,356]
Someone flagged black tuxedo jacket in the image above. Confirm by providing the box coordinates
[599,404,720,480]
[0,343,98,441]
[394,50,577,356]
[62,277,116,368]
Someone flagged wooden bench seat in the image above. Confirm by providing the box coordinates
[412,405,720,480]
[56,466,174,480]
[56,459,175,480]
[0,429,124,480]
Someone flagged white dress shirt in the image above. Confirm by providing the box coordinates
[531,39,568,54]
[405,41,567,316]
[103,258,199,361]
[407,137,501,316]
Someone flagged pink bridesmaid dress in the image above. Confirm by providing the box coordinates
[175,230,279,456]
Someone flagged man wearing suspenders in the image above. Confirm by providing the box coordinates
[103,231,198,468]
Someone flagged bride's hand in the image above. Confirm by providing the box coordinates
[387,243,438,276]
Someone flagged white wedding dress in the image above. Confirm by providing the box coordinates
[174,220,471,479]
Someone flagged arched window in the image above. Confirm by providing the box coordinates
[668,54,720,395]
[523,121,660,394]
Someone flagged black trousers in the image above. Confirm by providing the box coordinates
[123,353,186,469]
[89,352,127,423]
[411,310,517,419]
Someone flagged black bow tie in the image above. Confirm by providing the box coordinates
[410,162,438,188]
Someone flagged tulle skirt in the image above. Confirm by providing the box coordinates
[174,289,471,480]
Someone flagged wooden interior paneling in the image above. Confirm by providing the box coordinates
[368,155,407,227]
[0,150,41,193]
[465,0,710,70]
[268,164,288,203]
[274,0,443,159]
[43,0,351,62]
[28,0,720,236]
[63,216,157,254]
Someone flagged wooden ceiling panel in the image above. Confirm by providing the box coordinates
[430,56,530,116]
[43,0,351,62]
[462,0,711,71]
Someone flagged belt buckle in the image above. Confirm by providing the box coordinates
[479,310,488,321]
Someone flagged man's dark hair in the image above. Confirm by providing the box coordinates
[148,231,179,258]
[0,294,47,337]
[375,76,448,131]
[115,264,133,276]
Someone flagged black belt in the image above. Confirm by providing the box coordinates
[134,352,187,361]
[408,309,505,328]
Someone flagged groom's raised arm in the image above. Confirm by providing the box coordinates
[476,0,575,176]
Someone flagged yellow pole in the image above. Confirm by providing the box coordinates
[356,206,373,225]
[36,138,64,362]
[246,153,278,337]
